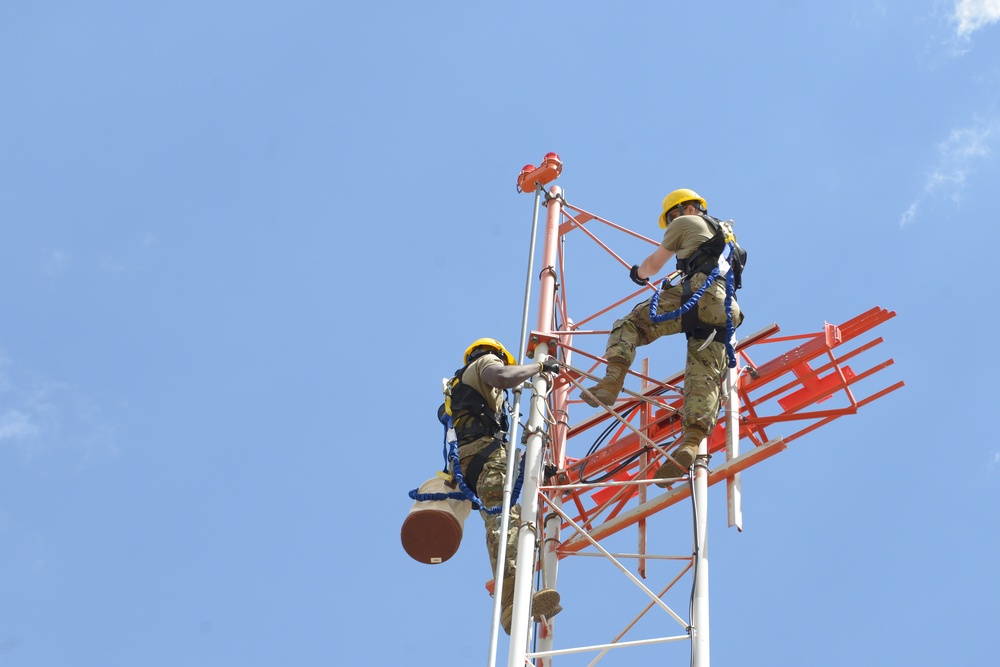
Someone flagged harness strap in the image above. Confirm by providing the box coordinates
[686,324,729,342]
[461,439,502,494]
[680,277,701,333]
[679,274,727,343]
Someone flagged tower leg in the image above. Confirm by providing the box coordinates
[535,500,561,666]
[507,341,552,666]
[691,436,711,666]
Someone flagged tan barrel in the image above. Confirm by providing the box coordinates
[400,475,472,564]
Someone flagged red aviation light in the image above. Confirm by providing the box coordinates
[517,152,562,193]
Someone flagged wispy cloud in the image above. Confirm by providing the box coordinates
[0,357,117,463]
[990,450,1000,471]
[41,249,70,279]
[900,116,999,226]
[952,0,1000,39]
[0,410,42,442]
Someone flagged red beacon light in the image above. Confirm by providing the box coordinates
[517,152,562,193]
[518,164,536,183]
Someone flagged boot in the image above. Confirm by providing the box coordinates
[653,441,699,488]
[500,576,516,635]
[500,580,564,635]
[582,359,630,407]
[531,588,562,621]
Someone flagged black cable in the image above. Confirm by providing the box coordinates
[576,382,682,484]
[576,403,639,483]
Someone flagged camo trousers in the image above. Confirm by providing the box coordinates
[604,275,742,448]
[459,438,518,581]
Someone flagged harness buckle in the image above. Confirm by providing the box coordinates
[664,269,684,287]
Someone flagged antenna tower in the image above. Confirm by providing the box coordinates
[492,154,903,667]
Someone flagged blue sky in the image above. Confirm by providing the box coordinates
[2,2,999,666]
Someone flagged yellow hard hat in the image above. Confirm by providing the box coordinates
[464,338,515,365]
[658,188,708,229]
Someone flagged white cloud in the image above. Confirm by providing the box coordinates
[991,450,1000,470]
[900,116,999,226]
[0,364,117,462]
[927,124,992,197]
[900,202,919,227]
[0,410,41,441]
[953,0,1000,38]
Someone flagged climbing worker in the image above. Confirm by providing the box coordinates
[581,189,746,486]
[449,337,563,634]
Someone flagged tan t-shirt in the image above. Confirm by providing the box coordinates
[660,214,715,260]
[459,354,505,415]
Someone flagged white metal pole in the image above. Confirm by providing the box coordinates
[516,183,544,364]
[536,497,561,666]
[691,436,711,667]
[484,390,524,665]
[508,343,551,666]
[725,366,743,531]
[508,186,562,667]
[486,175,546,667]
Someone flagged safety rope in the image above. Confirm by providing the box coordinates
[648,242,740,368]
[407,416,524,514]
[723,261,737,368]
[648,265,720,324]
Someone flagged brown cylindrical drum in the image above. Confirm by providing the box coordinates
[400,475,472,564]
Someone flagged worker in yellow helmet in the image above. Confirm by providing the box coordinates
[582,189,746,486]
[447,338,562,634]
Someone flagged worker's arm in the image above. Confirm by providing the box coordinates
[481,360,557,390]
[638,246,673,280]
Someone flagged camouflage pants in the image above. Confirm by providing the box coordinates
[678,339,728,447]
[459,437,519,581]
[605,275,742,448]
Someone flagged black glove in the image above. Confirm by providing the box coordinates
[629,264,648,286]
[538,359,560,375]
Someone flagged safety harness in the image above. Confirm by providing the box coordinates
[422,352,520,506]
[447,363,510,443]
[408,378,522,515]
[649,214,747,367]
[675,215,746,288]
